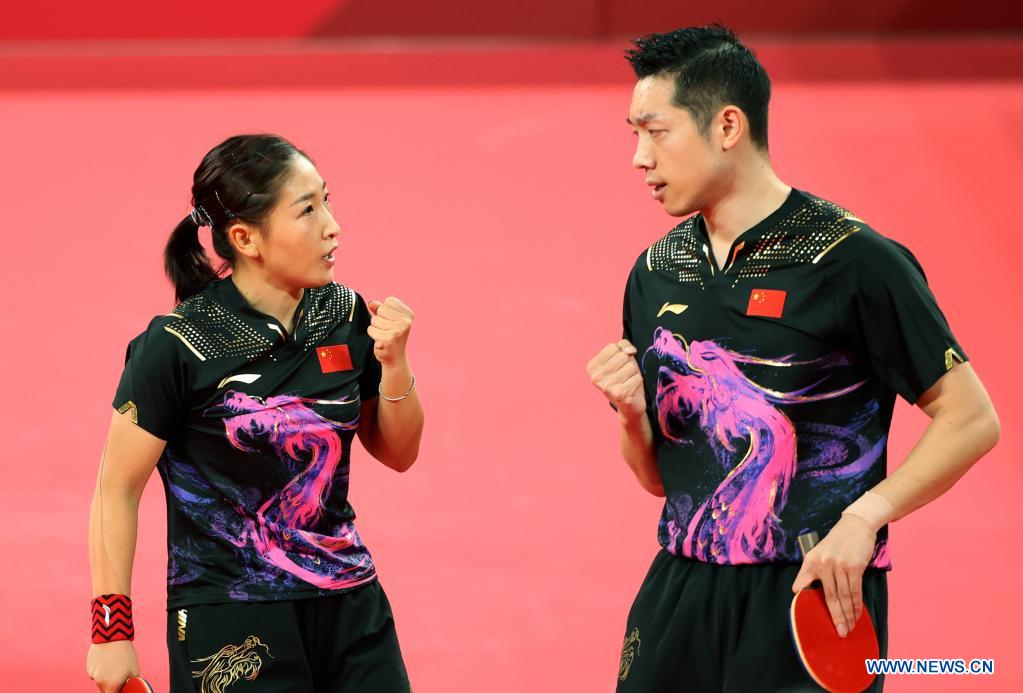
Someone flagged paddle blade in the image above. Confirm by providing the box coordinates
[790,588,878,693]
[121,677,155,693]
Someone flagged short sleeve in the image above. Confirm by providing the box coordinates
[621,259,661,431]
[111,319,189,440]
[353,293,382,401]
[842,232,967,404]
[623,270,635,344]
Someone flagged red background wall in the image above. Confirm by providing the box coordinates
[1,3,1020,692]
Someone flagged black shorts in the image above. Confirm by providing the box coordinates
[616,550,888,693]
[167,580,410,693]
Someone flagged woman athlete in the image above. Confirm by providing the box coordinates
[87,134,423,692]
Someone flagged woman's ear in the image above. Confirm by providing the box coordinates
[228,222,262,260]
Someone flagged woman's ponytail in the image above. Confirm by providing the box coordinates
[164,215,218,303]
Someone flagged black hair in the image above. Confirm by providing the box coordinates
[625,25,771,149]
[164,134,311,303]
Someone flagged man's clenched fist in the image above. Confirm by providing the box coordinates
[587,339,647,422]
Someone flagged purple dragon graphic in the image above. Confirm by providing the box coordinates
[645,327,873,563]
[209,391,375,590]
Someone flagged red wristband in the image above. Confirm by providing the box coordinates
[91,594,134,644]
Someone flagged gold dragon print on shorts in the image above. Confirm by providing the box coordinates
[619,627,642,681]
[191,635,273,693]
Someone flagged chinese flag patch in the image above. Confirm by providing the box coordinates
[746,289,786,318]
[317,344,353,373]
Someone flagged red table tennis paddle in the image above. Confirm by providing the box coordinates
[121,677,154,693]
[790,532,878,693]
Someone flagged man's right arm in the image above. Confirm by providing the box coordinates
[587,340,664,496]
[618,408,664,496]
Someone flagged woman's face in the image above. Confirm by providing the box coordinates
[252,156,341,290]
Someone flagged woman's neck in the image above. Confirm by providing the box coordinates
[229,267,304,335]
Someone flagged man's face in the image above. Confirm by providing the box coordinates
[628,75,723,217]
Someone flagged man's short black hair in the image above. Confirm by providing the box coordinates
[626,25,771,150]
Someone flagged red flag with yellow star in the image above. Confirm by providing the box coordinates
[316,344,353,373]
[746,289,786,318]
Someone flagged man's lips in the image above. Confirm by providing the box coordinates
[647,181,667,200]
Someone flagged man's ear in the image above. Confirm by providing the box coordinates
[718,105,744,151]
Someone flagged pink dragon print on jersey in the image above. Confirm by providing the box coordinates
[644,327,886,564]
[213,391,375,590]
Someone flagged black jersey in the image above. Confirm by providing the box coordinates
[623,189,966,567]
[113,277,382,608]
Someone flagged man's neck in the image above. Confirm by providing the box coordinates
[230,267,304,335]
[702,159,791,246]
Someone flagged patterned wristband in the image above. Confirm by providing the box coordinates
[91,594,134,644]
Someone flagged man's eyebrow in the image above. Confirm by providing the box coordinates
[627,112,662,126]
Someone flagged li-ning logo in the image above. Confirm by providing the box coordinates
[619,627,642,681]
[102,605,111,627]
[217,373,262,390]
[657,302,689,318]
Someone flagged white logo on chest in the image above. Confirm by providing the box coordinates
[217,374,263,390]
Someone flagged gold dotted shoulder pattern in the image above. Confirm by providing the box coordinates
[730,194,864,287]
[301,283,356,351]
[162,284,356,361]
[646,216,705,287]
[165,294,276,361]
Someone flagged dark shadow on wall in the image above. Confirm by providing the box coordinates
[309,0,1023,38]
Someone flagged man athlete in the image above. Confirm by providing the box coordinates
[587,25,1000,692]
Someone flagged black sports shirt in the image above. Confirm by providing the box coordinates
[623,189,966,567]
[113,277,381,608]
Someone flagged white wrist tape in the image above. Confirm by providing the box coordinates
[841,491,896,533]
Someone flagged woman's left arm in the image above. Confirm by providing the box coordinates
[357,297,424,472]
